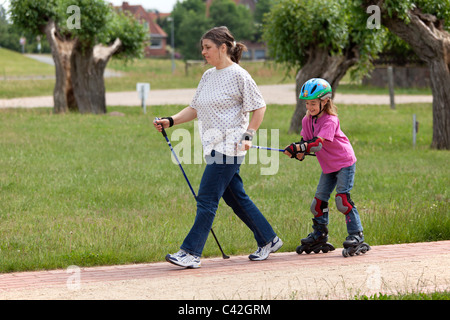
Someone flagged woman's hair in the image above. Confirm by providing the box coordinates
[200,26,247,64]
[306,99,338,117]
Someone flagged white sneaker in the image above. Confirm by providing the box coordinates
[165,250,201,268]
[248,236,283,261]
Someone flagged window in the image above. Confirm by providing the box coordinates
[150,37,162,49]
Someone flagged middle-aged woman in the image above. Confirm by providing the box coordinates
[154,26,282,268]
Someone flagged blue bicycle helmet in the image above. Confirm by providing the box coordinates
[299,78,332,100]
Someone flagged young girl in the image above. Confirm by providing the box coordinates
[154,26,282,268]
[284,78,370,257]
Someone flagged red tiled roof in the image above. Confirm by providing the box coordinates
[112,2,168,37]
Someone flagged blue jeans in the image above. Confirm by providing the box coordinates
[180,151,277,257]
[313,163,363,235]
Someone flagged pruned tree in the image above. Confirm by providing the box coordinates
[263,0,385,133]
[9,0,147,114]
[363,0,450,149]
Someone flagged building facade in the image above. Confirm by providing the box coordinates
[114,2,168,57]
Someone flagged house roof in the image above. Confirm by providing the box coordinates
[112,2,167,38]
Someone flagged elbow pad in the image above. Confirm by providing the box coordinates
[299,137,322,153]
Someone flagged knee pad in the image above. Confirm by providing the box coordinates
[335,193,355,215]
[310,197,329,217]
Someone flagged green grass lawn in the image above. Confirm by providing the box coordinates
[357,291,450,300]
[0,102,448,273]
[0,48,54,77]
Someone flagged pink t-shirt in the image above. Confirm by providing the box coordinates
[301,113,356,174]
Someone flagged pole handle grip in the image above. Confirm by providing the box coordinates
[154,117,168,137]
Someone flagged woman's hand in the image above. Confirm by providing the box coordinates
[153,118,170,132]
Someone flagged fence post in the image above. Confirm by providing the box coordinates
[387,66,395,110]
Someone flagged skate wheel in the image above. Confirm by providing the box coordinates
[314,249,321,254]
[296,245,304,254]
[361,244,371,254]
[342,248,355,257]
[323,243,335,253]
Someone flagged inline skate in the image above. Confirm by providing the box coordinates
[342,232,371,257]
[296,220,335,254]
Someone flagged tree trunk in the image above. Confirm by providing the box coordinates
[289,47,358,134]
[364,1,450,149]
[71,38,122,114]
[44,20,76,113]
[428,59,450,149]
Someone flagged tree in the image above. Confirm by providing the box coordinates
[170,0,211,60]
[254,0,274,25]
[9,0,147,114]
[209,0,254,41]
[0,5,21,52]
[168,0,255,60]
[363,0,450,149]
[263,0,385,133]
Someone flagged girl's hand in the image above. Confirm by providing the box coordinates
[296,152,306,161]
[284,143,306,161]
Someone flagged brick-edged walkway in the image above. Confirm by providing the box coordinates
[0,241,449,299]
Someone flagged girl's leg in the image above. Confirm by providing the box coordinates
[313,171,337,225]
[335,163,363,235]
[296,171,337,254]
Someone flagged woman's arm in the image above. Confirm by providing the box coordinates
[240,106,266,150]
[154,107,197,132]
[247,106,266,132]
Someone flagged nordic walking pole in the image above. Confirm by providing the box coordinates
[251,145,316,156]
[154,118,230,259]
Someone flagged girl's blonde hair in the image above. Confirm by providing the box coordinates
[306,98,338,117]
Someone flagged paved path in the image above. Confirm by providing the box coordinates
[0,84,432,108]
[0,241,448,300]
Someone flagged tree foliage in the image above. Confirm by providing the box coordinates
[9,0,147,60]
[380,0,450,28]
[168,0,255,60]
[209,0,253,41]
[263,0,386,80]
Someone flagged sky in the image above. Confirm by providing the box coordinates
[108,0,178,12]
[1,0,179,14]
